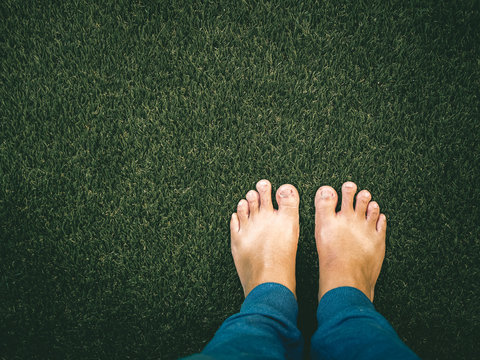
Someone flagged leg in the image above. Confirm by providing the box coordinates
[310,182,420,360]
[183,179,304,360]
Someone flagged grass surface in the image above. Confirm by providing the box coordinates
[1,0,479,359]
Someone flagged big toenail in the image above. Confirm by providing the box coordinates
[280,189,291,198]
[320,189,333,199]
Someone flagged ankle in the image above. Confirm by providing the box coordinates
[319,272,373,302]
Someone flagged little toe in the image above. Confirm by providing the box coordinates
[237,199,249,228]
[276,184,300,217]
[315,186,338,220]
[256,179,274,212]
[377,214,387,234]
[355,190,371,217]
[341,182,357,214]
[366,201,380,225]
[246,190,260,217]
[230,213,240,233]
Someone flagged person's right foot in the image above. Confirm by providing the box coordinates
[314,181,387,302]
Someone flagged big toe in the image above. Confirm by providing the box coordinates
[315,186,338,220]
[276,184,300,217]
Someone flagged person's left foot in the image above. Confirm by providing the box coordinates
[230,179,300,298]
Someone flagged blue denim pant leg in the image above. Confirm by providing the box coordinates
[182,282,304,360]
[310,286,420,360]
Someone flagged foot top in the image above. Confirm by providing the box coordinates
[315,181,387,302]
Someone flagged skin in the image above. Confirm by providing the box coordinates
[230,179,386,302]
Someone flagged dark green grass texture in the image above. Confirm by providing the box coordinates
[1,0,479,359]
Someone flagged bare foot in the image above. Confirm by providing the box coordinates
[230,179,300,298]
[314,181,387,302]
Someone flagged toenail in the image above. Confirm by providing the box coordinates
[258,181,268,189]
[363,192,371,198]
[238,200,244,207]
[345,182,355,188]
[279,188,292,198]
[372,202,378,208]
[320,189,333,199]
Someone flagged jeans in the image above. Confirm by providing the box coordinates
[182,283,420,360]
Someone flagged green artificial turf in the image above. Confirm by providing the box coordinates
[1,0,479,359]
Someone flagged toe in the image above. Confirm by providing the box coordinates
[355,190,372,217]
[246,190,260,217]
[237,199,249,228]
[341,182,357,214]
[256,179,274,212]
[230,213,240,233]
[366,201,380,225]
[315,186,338,220]
[276,184,300,217]
[377,213,387,234]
